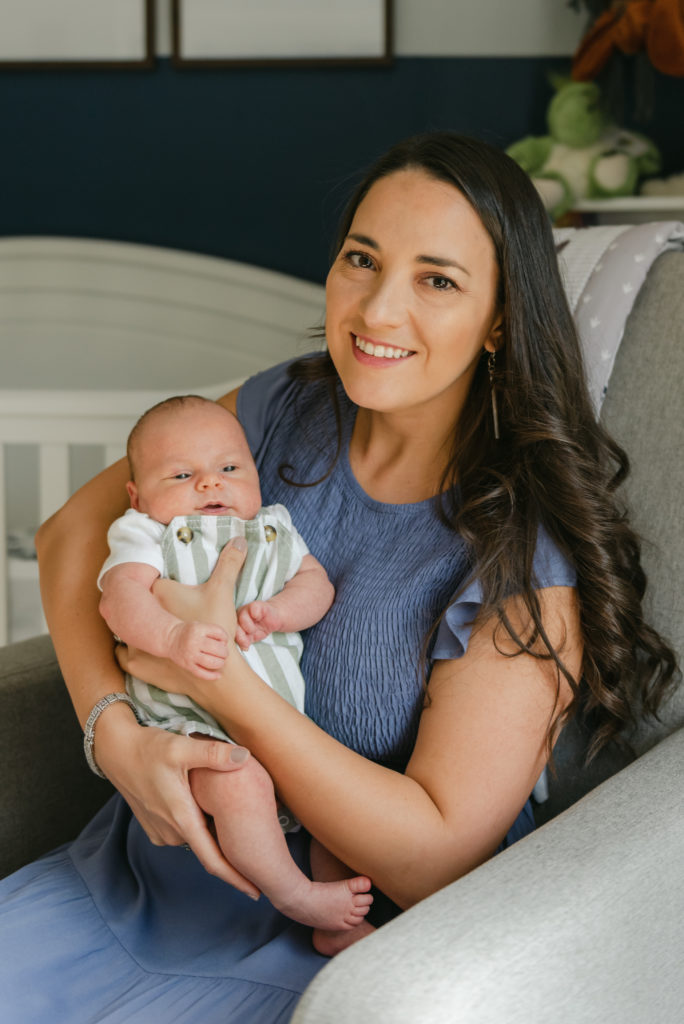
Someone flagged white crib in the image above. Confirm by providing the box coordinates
[0,237,326,645]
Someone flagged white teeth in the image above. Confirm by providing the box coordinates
[354,336,410,359]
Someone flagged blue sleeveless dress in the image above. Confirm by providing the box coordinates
[0,358,576,1023]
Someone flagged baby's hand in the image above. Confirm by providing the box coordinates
[236,601,284,650]
[167,621,229,679]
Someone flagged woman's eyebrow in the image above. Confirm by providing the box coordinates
[416,254,470,276]
[347,232,378,249]
[347,233,470,276]
[347,232,470,276]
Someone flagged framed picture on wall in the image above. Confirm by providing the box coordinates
[172,0,392,68]
[0,0,154,70]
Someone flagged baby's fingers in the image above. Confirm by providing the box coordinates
[200,633,228,658]
[245,601,267,623]
[192,651,228,679]
[205,624,229,643]
[234,625,252,651]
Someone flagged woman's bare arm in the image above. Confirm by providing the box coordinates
[33,386,259,894]
[36,384,241,726]
[126,543,581,908]
[36,457,132,725]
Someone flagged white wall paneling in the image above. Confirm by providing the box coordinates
[0,0,153,66]
[156,0,583,60]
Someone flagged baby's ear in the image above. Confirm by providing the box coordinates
[126,481,140,509]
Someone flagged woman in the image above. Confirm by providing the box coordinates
[0,133,674,1022]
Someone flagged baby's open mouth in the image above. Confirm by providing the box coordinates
[199,503,228,514]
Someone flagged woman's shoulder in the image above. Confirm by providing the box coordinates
[236,353,323,456]
[237,352,352,473]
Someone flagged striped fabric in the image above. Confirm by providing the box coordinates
[113,506,309,741]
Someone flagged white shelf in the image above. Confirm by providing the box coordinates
[573,197,684,224]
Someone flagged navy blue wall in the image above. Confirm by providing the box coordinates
[1,57,681,282]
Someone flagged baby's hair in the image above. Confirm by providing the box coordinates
[127,394,228,480]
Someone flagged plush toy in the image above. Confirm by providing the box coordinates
[506,79,661,219]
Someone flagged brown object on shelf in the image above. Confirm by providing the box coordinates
[572,0,684,81]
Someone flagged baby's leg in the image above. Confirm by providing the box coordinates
[309,839,377,957]
[189,750,373,932]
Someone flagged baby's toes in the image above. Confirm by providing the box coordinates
[347,875,372,895]
[343,901,372,928]
[354,892,374,907]
[350,893,373,914]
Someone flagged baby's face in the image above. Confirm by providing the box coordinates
[127,402,262,525]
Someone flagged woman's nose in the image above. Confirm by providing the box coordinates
[359,273,406,329]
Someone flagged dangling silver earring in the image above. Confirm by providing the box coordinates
[488,351,500,440]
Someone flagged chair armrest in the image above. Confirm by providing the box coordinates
[294,729,684,1024]
[0,635,113,878]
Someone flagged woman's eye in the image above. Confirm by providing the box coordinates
[426,274,456,291]
[344,250,375,270]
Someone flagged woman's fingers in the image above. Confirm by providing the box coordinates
[205,537,248,595]
[152,538,248,636]
[183,738,260,897]
[104,721,260,898]
[197,538,248,633]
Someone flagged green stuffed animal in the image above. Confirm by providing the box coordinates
[506,79,661,219]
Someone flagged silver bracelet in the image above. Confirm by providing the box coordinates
[83,692,140,779]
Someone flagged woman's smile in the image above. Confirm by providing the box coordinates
[352,333,413,363]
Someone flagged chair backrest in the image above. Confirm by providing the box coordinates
[601,251,684,743]
[0,236,325,645]
[539,250,684,822]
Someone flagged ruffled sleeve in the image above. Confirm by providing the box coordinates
[431,525,577,661]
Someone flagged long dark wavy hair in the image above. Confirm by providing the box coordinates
[286,132,677,761]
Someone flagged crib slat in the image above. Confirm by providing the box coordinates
[0,444,8,646]
[39,444,71,524]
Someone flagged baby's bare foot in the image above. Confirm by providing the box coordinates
[273,875,373,932]
[312,919,376,958]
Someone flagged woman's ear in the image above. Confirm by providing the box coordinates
[484,314,504,354]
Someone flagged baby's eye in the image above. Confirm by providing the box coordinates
[221,465,237,473]
[174,472,191,480]
[343,250,376,271]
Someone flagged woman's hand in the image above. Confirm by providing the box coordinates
[93,701,260,898]
[127,537,249,704]
[109,538,258,893]
[153,536,247,638]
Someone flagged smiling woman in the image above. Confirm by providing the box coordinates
[0,132,675,1024]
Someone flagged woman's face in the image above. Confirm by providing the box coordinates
[325,168,502,426]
